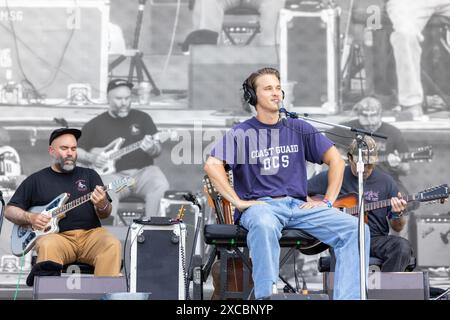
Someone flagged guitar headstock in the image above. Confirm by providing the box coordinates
[107,177,135,193]
[411,145,433,162]
[417,184,449,203]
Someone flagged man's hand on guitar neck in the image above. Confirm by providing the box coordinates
[91,185,111,218]
[140,135,161,157]
[387,150,410,175]
[390,192,407,216]
[90,152,109,169]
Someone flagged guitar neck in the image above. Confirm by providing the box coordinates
[53,186,108,216]
[346,194,417,215]
[376,152,411,163]
[109,139,143,160]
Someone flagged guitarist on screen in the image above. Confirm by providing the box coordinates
[325,97,421,205]
[77,79,169,222]
[308,136,414,272]
[5,128,122,286]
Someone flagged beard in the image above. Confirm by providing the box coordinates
[53,155,77,173]
[111,105,131,118]
[364,123,382,132]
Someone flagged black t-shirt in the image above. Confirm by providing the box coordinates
[8,167,104,232]
[326,120,409,179]
[307,166,398,237]
[78,109,158,171]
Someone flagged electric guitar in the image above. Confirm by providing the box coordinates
[88,130,176,175]
[10,177,135,257]
[303,184,450,255]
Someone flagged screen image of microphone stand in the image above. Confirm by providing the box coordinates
[109,0,161,96]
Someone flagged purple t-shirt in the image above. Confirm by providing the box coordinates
[210,117,333,201]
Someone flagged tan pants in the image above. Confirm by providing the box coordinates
[35,227,122,276]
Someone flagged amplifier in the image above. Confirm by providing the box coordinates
[129,220,186,299]
[415,215,450,267]
[0,0,109,103]
[279,8,341,114]
[323,271,430,300]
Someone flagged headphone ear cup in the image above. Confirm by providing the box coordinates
[243,83,257,106]
[282,90,285,100]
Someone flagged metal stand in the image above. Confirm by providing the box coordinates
[279,107,388,300]
[109,0,161,96]
[355,134,367,300]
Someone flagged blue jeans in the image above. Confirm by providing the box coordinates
[239,197,370,299]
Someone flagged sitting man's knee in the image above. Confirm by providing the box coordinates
[395,237,412,258]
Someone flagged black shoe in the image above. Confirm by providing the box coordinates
[26,260,63,286]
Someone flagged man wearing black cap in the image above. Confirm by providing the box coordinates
[77,79,169,223]
[308,136,414,272]
[5,128,122,283]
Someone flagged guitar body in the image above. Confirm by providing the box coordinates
[332,193,358,210]
[311,193,368,223]
[89,137,125,175]
[10,193,69,257]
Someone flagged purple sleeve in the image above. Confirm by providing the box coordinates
[209,130,237,169]
[301,121,334,164]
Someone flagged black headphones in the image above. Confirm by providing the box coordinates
[242,79,285,107]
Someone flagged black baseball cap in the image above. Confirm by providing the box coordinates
[107,79,134,93]
[49,128,82,145]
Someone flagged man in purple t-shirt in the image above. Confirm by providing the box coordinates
[205,67,370,300]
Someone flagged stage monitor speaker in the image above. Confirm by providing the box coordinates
[415,215,450,267]
[129,220,186,300]
[189,45,277,112]
[279,8,341,114]
[324,271,430,300]
[33,275,126,300]
[0,0,109,103]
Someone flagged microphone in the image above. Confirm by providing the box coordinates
[278,102,288,125]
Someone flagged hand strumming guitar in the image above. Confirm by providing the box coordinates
[27,212,51,231]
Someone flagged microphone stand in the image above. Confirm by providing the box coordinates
[280,108,387,300]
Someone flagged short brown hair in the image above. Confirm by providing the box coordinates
[244,67,280,91]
